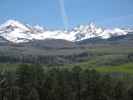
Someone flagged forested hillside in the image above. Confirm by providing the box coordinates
[0,64,133,100]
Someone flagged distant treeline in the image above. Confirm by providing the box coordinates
[0,52,89,65]
[0,64,133,100]
[0,52,133,65]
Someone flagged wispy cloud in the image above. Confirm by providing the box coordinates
[58,0,69,30]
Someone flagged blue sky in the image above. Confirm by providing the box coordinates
[0,0,133,29]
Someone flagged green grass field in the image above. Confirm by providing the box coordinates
[0,62,133,77]
[95,63,133,74]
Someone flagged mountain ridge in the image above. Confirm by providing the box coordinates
[0,19,132,43]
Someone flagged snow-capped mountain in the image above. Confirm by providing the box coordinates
[0,20,132,43]
[72,23,129,41]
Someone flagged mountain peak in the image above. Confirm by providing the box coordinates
[1,19,21,27]
[0,19,29,31]
[89,22,96,28]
